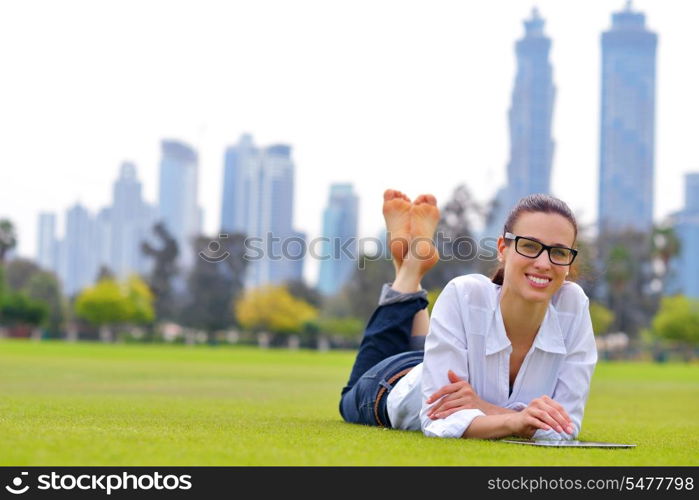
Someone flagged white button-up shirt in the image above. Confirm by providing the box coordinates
[386,273,598,440]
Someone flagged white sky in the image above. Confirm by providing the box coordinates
[1,0,698,284]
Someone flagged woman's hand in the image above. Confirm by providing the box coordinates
[426,370,483,419]
[507,395,575,438]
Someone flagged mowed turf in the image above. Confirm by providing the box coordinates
[0,340,697,466]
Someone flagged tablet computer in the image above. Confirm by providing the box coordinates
[502,439,636,448]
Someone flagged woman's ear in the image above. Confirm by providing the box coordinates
[496,235,507,262]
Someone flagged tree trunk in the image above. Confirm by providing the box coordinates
[257,331,271,349]
[316,334,330,352]
[31,327,42,341]
[99,325,113,343]
[287,334,300,350]
[66,323,78,342]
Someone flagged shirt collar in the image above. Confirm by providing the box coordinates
[486,288,567,356]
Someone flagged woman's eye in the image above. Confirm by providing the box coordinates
[552,248,569,258]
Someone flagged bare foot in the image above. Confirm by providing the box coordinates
[383,189,412,268]
[408,194,440,273]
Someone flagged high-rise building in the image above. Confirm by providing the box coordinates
[598,2,657,234]
[110,162,154,278]
[220,134,259,234]
[219,134,304,287]
[158,140,202,268]
[669,173,699,299]
[507,8,555,205]
[36,212,57,271]
[483,9,555,239]
[317,184,359,295]
[62,203,97,296]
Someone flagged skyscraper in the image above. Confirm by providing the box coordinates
[62,203,97,296]
[317,184,359,296]
[36,212,57,271]
[483,8,555,239]
[219,134,304,287]
[598,2,657,234]
[158,140,201,268]
[110,162,155,278]
[220,134,258,234]
[669,173,699,299]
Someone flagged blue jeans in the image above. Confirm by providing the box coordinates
[339,296,428,427]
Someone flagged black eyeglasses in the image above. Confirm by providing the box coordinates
[504,232,578,266]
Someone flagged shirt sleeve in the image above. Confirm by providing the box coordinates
[533,296,598,440]
[420,279,485,438]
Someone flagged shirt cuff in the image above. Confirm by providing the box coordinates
[378,283,428,306]
[423,409,486,438]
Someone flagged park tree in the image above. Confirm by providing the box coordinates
[651,295,699,360]
[423,184,484,290]
[285,279,322,308]
[315,316,364,348]
[141,222,179,321]
[5,258,41,290]
[74,276,154,342]
[180,234,248,342]
[340,254,394,321]
[25,270,66,337]
[597,230,657,338]
[0,219,17,263]
[589,301,614,336]
[235,285,318,346]
[3,259,66,337]
[0,292,48,334]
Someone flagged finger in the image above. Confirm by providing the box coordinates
[540,403,573,432]
[433,407,465,420]
[434,398,467,414]
[447,370,462,383]
[531,408,562,433]
[542,396,572,426]
[427,383,460,403]
[526,415,551,431]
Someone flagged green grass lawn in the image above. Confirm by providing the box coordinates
[0,340,697,466]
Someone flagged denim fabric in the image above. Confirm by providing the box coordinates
[339,296,428,427]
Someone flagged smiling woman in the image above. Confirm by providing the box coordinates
[339,191,597,442]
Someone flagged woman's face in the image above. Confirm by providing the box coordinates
[496,211,576,303]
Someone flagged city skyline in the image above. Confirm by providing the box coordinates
[2,0,698,286]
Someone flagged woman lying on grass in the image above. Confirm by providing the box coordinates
[339,190,597,440]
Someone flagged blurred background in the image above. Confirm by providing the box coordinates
[1,0,697,360]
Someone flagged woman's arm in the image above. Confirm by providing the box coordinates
[420,279,487,438]
[464,397,568,439]
[531,296,598,440]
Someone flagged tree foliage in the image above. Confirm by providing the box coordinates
[74,276,154,327]
[316,316,364,339]
[589,301,614,336]
[0,219,17,263]
[651,295,699,346]
[235,285,318,335]
[0,292,48,326]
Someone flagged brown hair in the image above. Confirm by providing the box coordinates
[491,194,579,286]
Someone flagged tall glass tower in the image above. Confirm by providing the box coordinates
[484,9,555,240]
[157,140,201,268]
[670,173,699,299]
[506,8,555,207]
[317,184,359,296]
[219,134,304,287]
[598,1,657,234]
